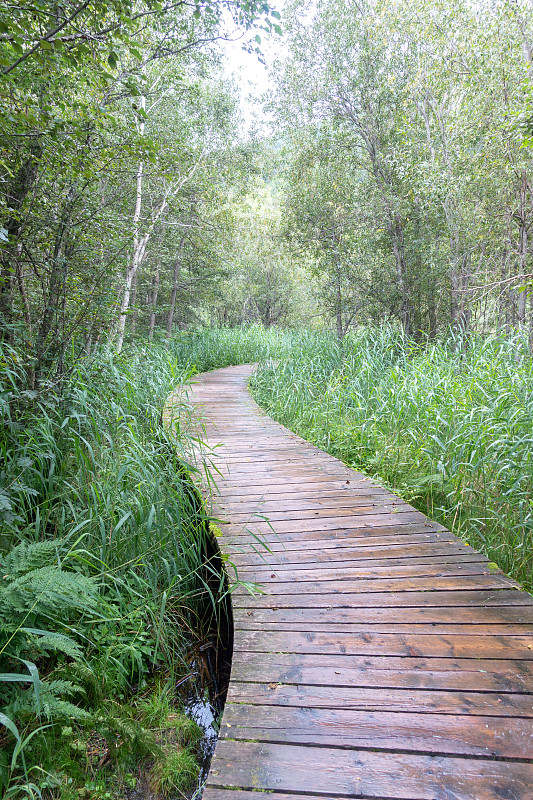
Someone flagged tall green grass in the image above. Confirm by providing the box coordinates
[12,320,533,795]
[0,326,297,799]
[251,326,533,591]
[0,341,221,796]
[168,323,296,372]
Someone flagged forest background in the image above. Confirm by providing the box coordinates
[1,0,533,798]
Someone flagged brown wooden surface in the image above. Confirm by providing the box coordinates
[173,364,533,800]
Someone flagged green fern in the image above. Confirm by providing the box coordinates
[94,706,160,760]
[1,541,63,580]
[0,565,98,625]
[52,662,101,707]
[9,686,92,724]
[20,629,84,661]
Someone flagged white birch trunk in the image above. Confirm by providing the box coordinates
[116,86,146,354]
[115,77,205,353]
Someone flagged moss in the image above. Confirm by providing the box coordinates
[209,522,223,538]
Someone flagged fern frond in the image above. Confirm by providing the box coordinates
[94,708,160,759]
[20,629,84,661]
[9,683,93,724]
[42,679,84,698]
[41,699,93,723]
[52,662,101,706]
[0,566,98,623]
[1,541,64,579]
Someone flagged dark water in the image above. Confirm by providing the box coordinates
[185,687,220,799]
[184,533,234,798]
[129,535,232,799]
[178,534,234,799]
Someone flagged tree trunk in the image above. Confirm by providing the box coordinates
[428,291,437,340]
[497,246,511,333]
[517,171,529,328]
[166,236,186,340]
[389,213,411,336]
[129,271,138,335]
[529,290,533,352]
[148,265,160,340]
[459,252,471,331]
[334,259,343,340]
[116,148,144,353]
[34,186,77,381]
[0,143,42,341]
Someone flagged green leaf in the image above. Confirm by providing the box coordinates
[19,659,41,714]
[255,34,262,44]
[0,673,35,684]
[0,712,20,744]
[108,51,118,70]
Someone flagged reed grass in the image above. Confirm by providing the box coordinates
[0,327,294,798]
[251,326,533,591]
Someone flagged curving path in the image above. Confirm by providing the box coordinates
[179,364,533,800]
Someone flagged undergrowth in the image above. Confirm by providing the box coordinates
[168,324,295,373]
[251,326,533,592]
[0,329,289,800]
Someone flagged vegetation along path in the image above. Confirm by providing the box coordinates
[179,364,533,800]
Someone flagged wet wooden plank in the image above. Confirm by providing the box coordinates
[177,364,533,800]
[236,561,496,581]
[223,527,455,546]
[204,792,344,800]
[233,605,533,625]
[220,702,533,758]
[208,740,533,800]
[231,651,533,692]
[233,628,533,659]
[232,588,528,609]
[226,680,533,717]
[224,535,467,555]
[230,574,519,596]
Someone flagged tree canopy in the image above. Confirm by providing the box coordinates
[1,0,532,384]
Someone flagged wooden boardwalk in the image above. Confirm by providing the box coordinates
[182,364,533,800]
